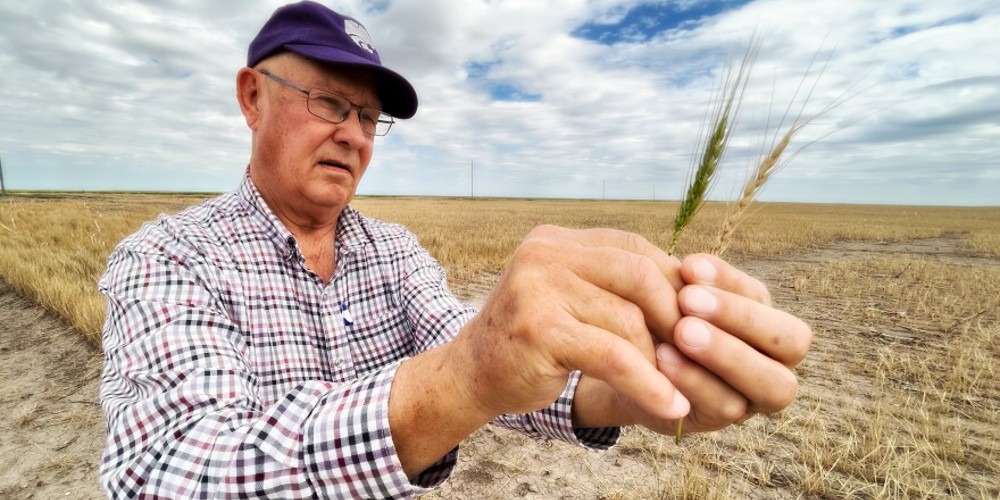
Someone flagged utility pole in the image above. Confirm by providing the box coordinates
[602,180,606,200]
[0,154,6,196]
[470,159,474,198]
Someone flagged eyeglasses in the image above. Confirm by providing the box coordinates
[257,68,395,136]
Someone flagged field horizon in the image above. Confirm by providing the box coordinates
[2,189,997,209]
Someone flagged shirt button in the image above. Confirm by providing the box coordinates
[334,358,344,367]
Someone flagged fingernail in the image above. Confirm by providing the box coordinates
[656,343,682,369]
[691,257,717,283]
[684,286,717,315]
[680,320,711,348]
[670,391,690,417]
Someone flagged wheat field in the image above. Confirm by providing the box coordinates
[0,192,997,498]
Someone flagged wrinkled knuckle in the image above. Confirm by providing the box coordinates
[615,302,647,342]
[599,337,631,374]
[534,324,555,343]
[622,230,653,250]
[533,316,566,344]
[512,237,553,267]
[625,254,660,293]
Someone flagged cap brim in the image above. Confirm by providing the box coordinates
[284,44,418,119]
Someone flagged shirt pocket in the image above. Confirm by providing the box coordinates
[343,306,414,378]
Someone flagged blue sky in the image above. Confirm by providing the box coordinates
[1,0,998,205]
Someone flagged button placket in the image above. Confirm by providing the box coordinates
[327,258,355,380]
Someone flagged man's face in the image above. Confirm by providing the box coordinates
[245,54,379,221]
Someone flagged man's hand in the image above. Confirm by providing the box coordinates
[452,225,691,421]
[572,253,812,435]
[392,225,692,477]
[654,253,813,433]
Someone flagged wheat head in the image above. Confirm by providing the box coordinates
[711,123,801,256]
[668,41,759,255]
[668,112,729,255]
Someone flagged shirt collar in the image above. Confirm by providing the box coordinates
[236,171,374,259]
[335,206,374,256]
[237,172,297,259]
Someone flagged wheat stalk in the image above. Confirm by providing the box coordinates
[668,113,727,255]
[669,39,760,445]
[670,37,866,445]
[672,40,872,445]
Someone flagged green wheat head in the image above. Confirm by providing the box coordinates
[668,40,757,256]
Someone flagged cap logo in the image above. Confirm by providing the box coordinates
[344,19,376,55]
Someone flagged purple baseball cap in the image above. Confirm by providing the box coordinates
[248,1,418,119]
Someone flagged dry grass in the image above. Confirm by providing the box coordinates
[13,403,40,427]
[352,198,1000,278]
[963,225,1000,258]
[0,193,209,343]
[4,195,993,338]
[795,256,999,491]
[0,192,998,498]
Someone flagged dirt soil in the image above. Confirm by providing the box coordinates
[0,281,104,499]
[0,235,990,499]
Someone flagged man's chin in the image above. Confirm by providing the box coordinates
[309,184,356,209]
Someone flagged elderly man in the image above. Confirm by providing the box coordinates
[98,2,811,498]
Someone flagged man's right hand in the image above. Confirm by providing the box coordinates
[390,225,690,478]
[450,225,690,420]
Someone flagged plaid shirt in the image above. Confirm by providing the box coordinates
[98,174,618,499]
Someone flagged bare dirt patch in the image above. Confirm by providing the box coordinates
[0,234,995,498]
[0,280,103,499]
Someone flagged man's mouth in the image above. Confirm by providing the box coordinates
[319,160,351,173]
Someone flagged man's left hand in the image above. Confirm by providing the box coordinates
[573,253,812,435]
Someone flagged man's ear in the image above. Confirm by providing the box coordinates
[236,67,262,130]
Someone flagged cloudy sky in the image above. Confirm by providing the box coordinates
[1,0,998,205]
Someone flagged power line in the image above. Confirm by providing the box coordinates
[0,154,6,196]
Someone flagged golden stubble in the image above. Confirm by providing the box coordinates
[1,193,998,498]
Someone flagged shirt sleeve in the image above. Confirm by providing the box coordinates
[397,234,621,451]
[98,240,435,499]
[492,371,621,449]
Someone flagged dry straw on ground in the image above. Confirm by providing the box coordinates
[1,193,998,498]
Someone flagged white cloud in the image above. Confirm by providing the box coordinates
[0,0,997,204]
